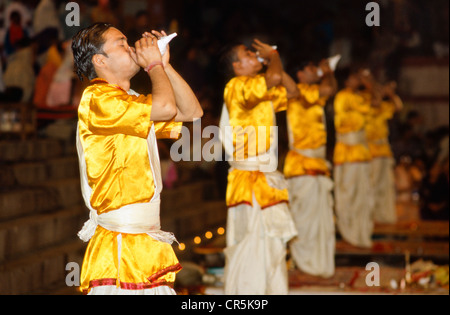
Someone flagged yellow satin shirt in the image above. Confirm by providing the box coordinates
[284,83,330,178]
[224,74,289,208]
[78,79,182,294]
[333,88,372,165]
[78,79,182,214]
[366,101,396,158]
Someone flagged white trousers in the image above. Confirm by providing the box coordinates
[224,197,297,295]
[287,176,335,278]
[370,157,397,224]
[334,163,374,248]
[88,285,176,295]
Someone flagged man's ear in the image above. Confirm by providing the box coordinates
[232,61,242,76]
[92,54,107,70]
[296,70,303,82]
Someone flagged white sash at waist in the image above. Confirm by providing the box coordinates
[77,200,177,244]
[293,145,326,159]
[229,151,278,172]
[336,130,367,146]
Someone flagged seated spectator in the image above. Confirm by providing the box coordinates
[3,10,29,57]
[33,44,63,108]
[420,157,449,221]
[2,37,35,103]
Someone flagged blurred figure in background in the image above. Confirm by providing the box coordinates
[284,58,337,278]
[333,69,373,248]
[2,37,34,102]
[3,10,29,57]
[91,0,118,25]
[366,78,404,224]
[219,40,298,295]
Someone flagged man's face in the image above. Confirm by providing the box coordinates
[100,27,140,79]
[234,45,263,77]
[297,63,320,84]
[346,73,361,90]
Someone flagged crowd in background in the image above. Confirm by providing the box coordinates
[0,0,448,221]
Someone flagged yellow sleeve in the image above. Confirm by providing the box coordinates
[268,85,288,113]
[298,83,327,107]
[88,85,152,138]
[154,120,183,139]
[333,90,348,116]
[379,101,396,120]
[224,75,268,110]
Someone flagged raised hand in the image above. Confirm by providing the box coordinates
[130,32,162,69]
[252,39,277,61]
[141,30,171,68]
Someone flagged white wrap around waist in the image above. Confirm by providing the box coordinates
[77,200,177,244]
[336,130,367,146]
[293,145,326,159]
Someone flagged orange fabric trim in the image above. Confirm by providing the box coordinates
[82,279,175,295]
[148,263,183,282]
[82,263,182,295]
[286,169,330,179]
[227,200,289,210]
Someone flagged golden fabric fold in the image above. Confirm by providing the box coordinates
[284,84,330,178]
[78,79,182,214]
[226,169,289,209]
[80,226,181,294]
[284,150,330,178]
[366,101,396,158]
[224,75,287,160]
[77,79,183,294]
[333,88,372,164]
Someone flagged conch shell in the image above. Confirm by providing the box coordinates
[317,54,341,76]
[257,45,278,63]
[158,33,178,56]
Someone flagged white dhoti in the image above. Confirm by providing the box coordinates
[334,162,374,248]
[224,196,297,295]
[370,157,397,224]
[287,175,335,278]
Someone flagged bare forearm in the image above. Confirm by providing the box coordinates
[149,66,177,121]
[281,71,299,99]
[265,52,283,89]
[165,64,203,122]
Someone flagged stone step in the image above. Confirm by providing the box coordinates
[0,178,82,221]
[161,180,219,214]
[0,239,86,295]
[30,282,82,295]
[0,139,65,163]
[0,205,87,263]
[1,157,79,188]
[0,188,59,221]
[373,221,449,239]
[161,200,227,241]
[335,240,449,259]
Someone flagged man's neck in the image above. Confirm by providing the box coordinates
[98,72,131,91]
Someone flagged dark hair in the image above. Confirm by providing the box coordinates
[10,11,22,25]
[219,43,242,81]
[72,23,113,81]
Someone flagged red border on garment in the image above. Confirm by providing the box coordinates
[82,263,183,295]
[227,200,289,210]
